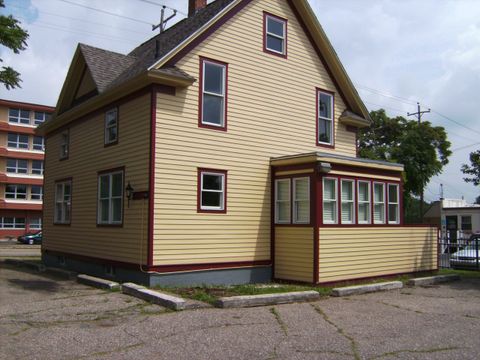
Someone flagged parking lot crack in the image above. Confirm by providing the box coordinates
[269,307,288,336]
[378,301,423,314]
[370,345,460,359]
[311,304,360,360]
[72,342,145,359]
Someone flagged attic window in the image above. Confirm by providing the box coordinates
[264,12,287,57]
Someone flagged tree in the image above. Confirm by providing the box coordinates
[359,109,452,198]
[0,0,29,89]
[461,150,480,186]
[475,195,480,205]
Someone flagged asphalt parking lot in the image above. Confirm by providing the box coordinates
[1,262,480,360]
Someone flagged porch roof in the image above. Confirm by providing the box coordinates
[270,152,404,172]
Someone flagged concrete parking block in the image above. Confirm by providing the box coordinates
[44,266,77,280]
[77,274,120,290]
[331,281,403,297]
[4,258,45,272]
[407,274,460,286]
[122,283,186,310]
[215,291,320,308]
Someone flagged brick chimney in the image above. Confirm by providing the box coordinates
[189,0,207,17]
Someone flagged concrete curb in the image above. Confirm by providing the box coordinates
[122,283,186,310]
[44,267,77,280]
[4,258,45,272]
[215,291,320,308]
[332,281,403,297]
[407,274,460,286]
[77,274,120,290]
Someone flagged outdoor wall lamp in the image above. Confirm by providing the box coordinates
[126,182,134,207]
[317,162,332,173]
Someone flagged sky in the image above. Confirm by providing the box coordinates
[1,0,479,203]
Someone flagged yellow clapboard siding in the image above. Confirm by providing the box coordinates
[274,227,313,283]
[318,226,438,283]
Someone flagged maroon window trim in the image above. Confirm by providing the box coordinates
[197,168,228,214]
[316,88,335,149]
[104,107,119,147]
[96,167,125,227]
[263,11,288,59]
[198,56,228,132]
[53,177,72,226]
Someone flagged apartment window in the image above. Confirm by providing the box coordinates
[31,185,43,201]
[0,217,25,229]
[60,131,69,159]
[264,13,287,56]
[5,184,27,199]
[98,170,123,225]
[388,184,400,224]
[34,111,50,125]
[461,216,472,231]
[33,136,45,151]
[7,133,29,149]
[55,180,71,224]
[341,180,355,224]
[8,109,30,125]
[104,108,118,145]
[31,160,44,175]
[323,178,338,224]
[373,183,385,224]
[293,177,310,224]
[29,218,42,230]
[200,58,227,129]
[199,169,226,212]
[6,158,28,174]
[358,181,371,224]
[317,90,334,146]
[275,178,291,224]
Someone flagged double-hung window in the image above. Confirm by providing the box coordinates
[323,178,338,224]
[293,177,310,224]
[105,108,118,145]
[5,184,27,199]
[275,179,291,223]
[6,158,28,174]
[373,183,385,224]
[341,180,355,224]
[199,169,226,212]
[358,181,371,224]
[31,185,43,201]
[388,184,399,224]
[98,170,123,225]
[31,160,44,175]
[0,217,25,229]
[317,90,334,146]
[200,58,227,129]
[9,109,30,125]
[264,13,287,56]
[8,133,29,149]
[60,131,69,159]
[55,180,71,224]
[33,136,45,151]
[29,218,42,230]
[34,111,50,125]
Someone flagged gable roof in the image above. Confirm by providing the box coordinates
[45,0,370,133]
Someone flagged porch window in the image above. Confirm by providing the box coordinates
[388,184,399,224]
[264,13,287,57]
[98,170,123,225]
[373,183,385,224]
[200,58,227,129]
[358,181,371,224]
[317,91,334,146]
[199,169,227,212]
[275,178,291,223]
[323,178,338,224]
[341,180,355,224]
[55,180,72,224]
[293,177,310,224]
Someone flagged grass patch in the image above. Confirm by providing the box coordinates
[439,268,480,279]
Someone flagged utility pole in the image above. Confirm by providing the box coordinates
[152,5,177,34]
[407,102,431,222]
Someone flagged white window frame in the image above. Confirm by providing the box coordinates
[340,179,355,224]
[293,177,310,224]
[60,131,69,159]
[8,108,30,125]
[5,184,27,200]
[265,14,286,55]
[323,177,338,224]
[33,136,45,151]
[200,171,225,211]
[7,133,29,149]
[54,180,72,224]
[275,178,291,224]
[97,171,124,225]
[34,111,48,125]
[357,181,371,224]
[388,183,400,224]
[0,217,25,229]
[6,158,28,174]
[31,185,43,201]
[104,108,118,145]
[317,91,334,146]
[201,59,226,128]
[31,160,44,175]
[29,217,42,230]
[373,182,386,224]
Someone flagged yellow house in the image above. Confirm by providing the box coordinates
[38,0,437,286]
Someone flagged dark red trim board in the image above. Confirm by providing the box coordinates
[148,87,157,267]
[263,11,288,59]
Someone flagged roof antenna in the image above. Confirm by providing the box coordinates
[152,5,177,34]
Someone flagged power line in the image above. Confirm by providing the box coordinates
[430,109,480,137]
[57,0,154,26]
[137,0,188,16]
[452,142,480,152]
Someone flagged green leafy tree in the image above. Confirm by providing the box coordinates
[461,150,480,186]
[475,195,480,205]
[0,0,29,89]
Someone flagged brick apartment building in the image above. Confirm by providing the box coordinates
[0,99,54,239]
